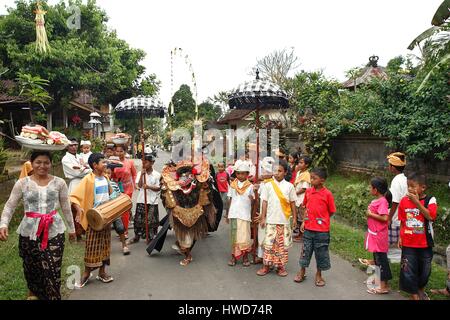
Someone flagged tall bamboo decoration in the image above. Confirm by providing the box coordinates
[170,48,198,119]
[35,1,50,54]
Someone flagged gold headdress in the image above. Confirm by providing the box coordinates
[387,152,406,167]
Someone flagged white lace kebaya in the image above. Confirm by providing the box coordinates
[0,176,75,240]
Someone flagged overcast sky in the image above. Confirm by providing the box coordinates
[1,0,442,105]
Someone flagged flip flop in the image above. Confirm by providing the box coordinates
[228,260,236,267]
[256,267,270,276]
[75,273,93,289]
[315,279,326,287]
[277,269,288,277]
[96,274,114,283]
[180,257,193,266]
[294,273,306,283]
[358,258,369,266]
[367,288,390,295]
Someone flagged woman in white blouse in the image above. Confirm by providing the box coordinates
[0,151,76,300]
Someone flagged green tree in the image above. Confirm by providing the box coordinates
[169,84,196,129]
[0,0,149,112]
[16,72,52,123]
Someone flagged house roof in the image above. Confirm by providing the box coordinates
[216,109,253,124]
[342,56,388,89]
[0,80,26,104]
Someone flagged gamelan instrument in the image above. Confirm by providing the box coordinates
[86,194,132,231]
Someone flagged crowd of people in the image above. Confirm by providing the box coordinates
[0,141,448,301]
[218,149,448,300]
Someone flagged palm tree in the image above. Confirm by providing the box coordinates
[16,73,52,123]
[407,0,450,92]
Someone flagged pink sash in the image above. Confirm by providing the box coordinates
[25,210,57,250]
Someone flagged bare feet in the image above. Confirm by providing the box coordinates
[430,288,450,296]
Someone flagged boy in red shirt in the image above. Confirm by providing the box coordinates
[294,168,336,287]
[216,162,230,218]
[398,172,437,300]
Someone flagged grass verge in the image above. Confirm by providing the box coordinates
[330,219,449,300]
[0,205,84,300]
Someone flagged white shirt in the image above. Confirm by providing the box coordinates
[260,179,296,225]
[135,170,161,205]
[295,181,311,207]
[390,173,408,226]
[62,152,90,180]
[79,151,92,166]
[227,181,254,221]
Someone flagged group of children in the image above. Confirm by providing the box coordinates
[64,139,161,288]
[220,151,441,300]
[359,152,439,300]
[220,154,335,287]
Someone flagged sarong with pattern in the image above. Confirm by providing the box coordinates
[18,233,65,300]
[85,225,111,268]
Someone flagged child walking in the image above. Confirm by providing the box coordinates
[257,160,297,277]
[254,157,277,264]
[398,173,438,300]
[293,156,312,242]
[128,154,161,244]
[294,168,335,286]
[71,153,115,288]
[361,177,392,294]
[226,162,254,267]
[216,162,230,219]
[104,166,130,255]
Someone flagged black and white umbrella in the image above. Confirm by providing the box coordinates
[114,96,166,243]
[228,70,290,179]
[114,96,166,119]
[228,70,289,264]
[228,74,289,109]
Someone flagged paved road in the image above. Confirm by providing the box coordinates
[69,151,403,300]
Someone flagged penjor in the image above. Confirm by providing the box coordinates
[34,1,50,54]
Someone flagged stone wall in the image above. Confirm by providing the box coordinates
[330,134,450,182]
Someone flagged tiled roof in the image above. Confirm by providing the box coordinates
[216,109,253,124]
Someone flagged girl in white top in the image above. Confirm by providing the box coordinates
[226,161,255,267]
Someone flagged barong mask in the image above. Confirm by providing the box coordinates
[161,159,210,193]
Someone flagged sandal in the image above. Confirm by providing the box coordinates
[367,288,390,295]
[26,295,39,300]
[75,273,92,289]
[294,272,306,283]
[228,259,237,267]
[180,257,193,266]
[315,279,326,287]
[277,267,288,277]
[256,266,270,276]
[242,260,251,267]
[123,246,130,255]
[96,274,114,283]
[358,258,375,267]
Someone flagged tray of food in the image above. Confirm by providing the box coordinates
[111,133,130,145]
[15,125,70,151]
